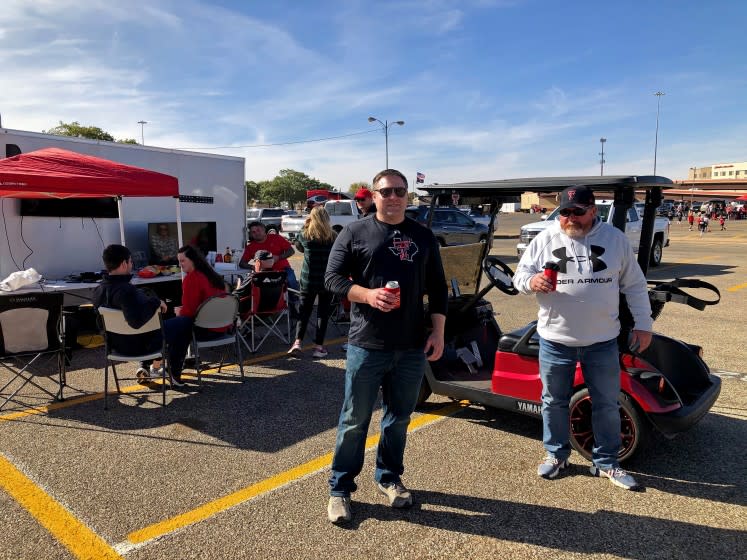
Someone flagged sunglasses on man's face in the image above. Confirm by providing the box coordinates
[375,186,408,198]
[559,206,592,217]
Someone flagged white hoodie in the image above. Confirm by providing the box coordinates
[513,218,653,347]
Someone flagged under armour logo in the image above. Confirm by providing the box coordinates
[389,237,419,261]
[550,245,607,273]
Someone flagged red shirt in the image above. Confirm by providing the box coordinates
[240,234,292,271]
[179,269,226,319]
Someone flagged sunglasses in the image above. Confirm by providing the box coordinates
[354,197,367,202]
[559,206,592,217]
[375,186,408,198]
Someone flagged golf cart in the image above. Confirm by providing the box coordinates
[419,176,722,462]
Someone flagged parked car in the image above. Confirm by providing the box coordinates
[246,207,285,235]
[281,199,362,240]
[406,206,490,246]
[517,199,670,266]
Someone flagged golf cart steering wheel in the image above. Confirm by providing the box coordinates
[482,256,519,296]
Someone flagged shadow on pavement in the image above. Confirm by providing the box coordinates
[442,403,747,508]
[344,491,744,559]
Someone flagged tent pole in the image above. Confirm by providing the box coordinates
[175,196,184,280]
[117,197,126,245]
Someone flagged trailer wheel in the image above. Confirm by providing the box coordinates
[649,238,663,267]
[266,225,279,235]
[569,389,648,463]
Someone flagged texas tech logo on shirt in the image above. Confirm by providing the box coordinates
[551,245,607,272]
[389,237,419,262]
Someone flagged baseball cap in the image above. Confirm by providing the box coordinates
[559,185,595,210]
[354,188,372,201]
[253,250,273,263]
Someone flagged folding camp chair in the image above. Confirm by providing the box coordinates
[235,271,291,352]
[97,307,168,409]
[0,292,66,411]
[190,294,244,385]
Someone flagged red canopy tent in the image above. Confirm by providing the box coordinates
[734,194,747,202]
[0,147,182,247]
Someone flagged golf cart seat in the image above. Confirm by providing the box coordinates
[498,322,540,358]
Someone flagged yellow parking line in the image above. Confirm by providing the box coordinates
[0,453,122,559]
[727,282,747,292]
[127,401,466,545]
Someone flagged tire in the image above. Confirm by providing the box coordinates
[569,389,649,463]
[649,238,663,267]
[416,377,432,406]
[266,226,279,235]
[333,225,343,233]
[437,237,447,247]
[479,235,487,244]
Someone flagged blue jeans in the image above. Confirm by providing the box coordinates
[538,337,621,470]
[329,345,425,497]
[283,266,300,305]
[163,316,224,378]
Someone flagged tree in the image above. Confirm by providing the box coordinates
[245,180,261,205]
[348,181,370,195]
[258,169,336,207]
[44,121,138,144]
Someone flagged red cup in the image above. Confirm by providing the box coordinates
[543,262,559,291]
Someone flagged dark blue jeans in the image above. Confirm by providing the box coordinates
[163,316,224,378]
[538,337,621,470]
[329,345,425,497]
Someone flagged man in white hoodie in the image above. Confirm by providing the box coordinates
[513,185,653,491]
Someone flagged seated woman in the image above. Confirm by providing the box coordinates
[164,245,228,386]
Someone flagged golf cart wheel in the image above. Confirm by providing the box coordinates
[649,238,663,267]
[416,377,432,406]
[569,389,648,463]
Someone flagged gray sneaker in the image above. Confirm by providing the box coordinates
[327,496,352,524]
[377,482,413,508]
[590,466,640,490]
[537,456,569,479]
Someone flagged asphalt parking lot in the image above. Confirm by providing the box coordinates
[1,213,745,559]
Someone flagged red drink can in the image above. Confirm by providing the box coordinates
[543,262,559,291]
[384,280,401,309]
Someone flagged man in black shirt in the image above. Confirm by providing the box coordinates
[325,169,447,524]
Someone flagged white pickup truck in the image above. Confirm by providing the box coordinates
[517,200,670,266]
[281,199,361,240]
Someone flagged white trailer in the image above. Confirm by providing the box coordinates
[0,128,245,280]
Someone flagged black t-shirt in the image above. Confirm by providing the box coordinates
[325,215,448,350]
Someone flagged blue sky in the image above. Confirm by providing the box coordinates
[1,0,745,190]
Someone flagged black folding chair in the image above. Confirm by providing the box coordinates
[235,271,291,352]
[0,292,66,411]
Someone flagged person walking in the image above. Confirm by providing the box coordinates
[324,169,448,524]
[288,206,337,358]
[513,185,653,491]
[687,210,695,231]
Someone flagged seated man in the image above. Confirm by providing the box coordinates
[150,223,179,265]
[239,221,300,310]
[93,244,167,382]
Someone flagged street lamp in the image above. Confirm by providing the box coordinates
[599,138,606,176]
[368,116,405,168]
[137,120,148,145]
[653,91,665,175]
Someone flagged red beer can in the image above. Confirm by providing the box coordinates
[543,262,559,291]
[384,280,401,309]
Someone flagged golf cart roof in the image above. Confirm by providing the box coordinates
[422,175,673,201]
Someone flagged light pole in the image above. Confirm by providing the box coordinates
[599,138,606,176]
[137,120,148,145]
[653,91,665,175]
[368,116,404,168]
